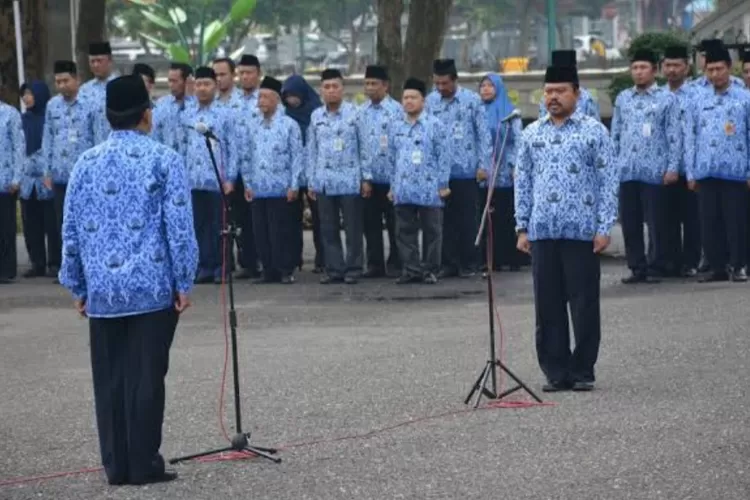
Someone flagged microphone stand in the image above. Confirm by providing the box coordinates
[170,135,281,464]
[464,119,543,408]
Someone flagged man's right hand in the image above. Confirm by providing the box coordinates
[308,190,317,201]
[688,181,698,192]
[43,177,52,190]
[244,189,254,202]
[175,293,191,313]
[516,232,531,254]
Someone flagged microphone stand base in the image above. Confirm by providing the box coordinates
[464,360,543,409]
[169,433,281,464]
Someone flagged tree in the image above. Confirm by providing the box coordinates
[310,0,373,73]
[0,0,48,105]
[77,0,108,80]
[453,0,513,67]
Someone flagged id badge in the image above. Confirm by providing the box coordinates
[334,138,345,152]
[641,123,651,137]
[69,130,78,143]
[411,149,423,165]
[379,134,388,151]
[452,123,464,139]
[724,121,736,136]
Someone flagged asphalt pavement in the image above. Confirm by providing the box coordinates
[1,231,748,500]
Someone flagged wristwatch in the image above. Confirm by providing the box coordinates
[515,228,527,236]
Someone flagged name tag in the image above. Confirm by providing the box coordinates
[452,123,463,139]
[411,150,423,165]
[532,141,545,148]
[69,130,78,143]
[334,138,345,152]
[379,135,388,151]
[642,123,652,137]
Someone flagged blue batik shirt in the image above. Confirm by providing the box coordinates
[689,74,746,90]
[663,82,698,176]
[182,101,237,191]
[539,86,600,121]
[152,94,197,156]
[487,117,522,188]
[59,130,199,318]
[687,85,750,182]
[42,94,97,185]
[217,87,259,115]
[359,95,403,184]
[388,113,450,207]
[79,73,120,145]
[611,84,682,184]
[425,86,492,180]
[306,102,370,196]
[515,113,618,242]
[0,103,25,194]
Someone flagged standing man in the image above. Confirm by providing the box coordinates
[690,39,747,89]
[741,49,750,88]
[662,45,701,277]
[307,68,370,284]
[388,77,449,284]
[59,75,198,485]
[79,42,120,144]
[42,60,96,278]
[426,58,491,278]
[538,50,600,120]
[514,65,618,392]
[152,62,195,155]
[213,57,242,107]
[239,77,303,284]
[611,49,681,283]
[688,45,750,282]
[183,67,237,284]
[360,65,403,278]
[0,93,25,284]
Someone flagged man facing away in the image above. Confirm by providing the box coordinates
[514,65,618,392]
[59,74,198,485]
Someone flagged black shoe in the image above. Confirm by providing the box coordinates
[572,381,595,392]
[23,268,46,278]
[732,268,748,282]
[280,275,295,284]
[213,275,225,285]
[682,267,698,277]
[363,268,385,278]
[542,381,572,392]
[129,469,179,486]
[700,272,729,283]
[422,273,438,284]
[195,274,213,284]
[438,268,459,279]
[254,274,279,284]
[312,266,324,274]
[235,268,261,280]
[344,276,358,285]
[396,274,421,284]
[459,270,477,278]
[621,272,659,284]
[0,277,15,285]
[320,275,343,284]
[46,266,60,278]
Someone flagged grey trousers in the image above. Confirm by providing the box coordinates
[395,204,443,277]
[317,194,364,278]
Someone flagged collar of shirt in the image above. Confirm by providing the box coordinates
[259,108,285,127]
[630,82,660,96]
[109,129,147,140]
[365,96,393,109]
[541,111,583,128]
[323,101,354,118]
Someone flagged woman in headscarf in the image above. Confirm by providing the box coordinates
[478,73,525,275]
[282,74,324,273]
[19,80,58,278]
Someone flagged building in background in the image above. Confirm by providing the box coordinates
[691,0,750,45]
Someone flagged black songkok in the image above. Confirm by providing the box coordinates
[132,63,155,82]
[239,54,260,67]
[260,76,282,95]
[551,50,577,67]
[365,65,389,81]
[705,47,732,64]
[631,48,658,64]
[89,42,112,56]
[54,60,77,75]
[194,66,217,80]
[699,39,723,53]
[663,45,689,60]
[433,58,457,76]
[106,75,150,117]
[544,66,579,85]
[403,77,426,96]
[321,68,343,81]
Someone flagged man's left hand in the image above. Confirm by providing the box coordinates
[287,189,298,202]
[361,181,372,198]
[593,234,611,254]
[74,299,87,318]
[476,169,488,182]
[223,182,234,195]
[663,172,679,185]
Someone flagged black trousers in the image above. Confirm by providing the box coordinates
[665,178,701,271]
[698,178,747,272]
[21,188,60,271]
[394,204,442,277]
[52,183,67,267]
[0,193,17,279]
[297,188,323,269]
[89,307,178,485]
[479,187,523,269]
[252,197,296,278]
[317,194,363,278]
[442,178,479,273]
[191,190,222,278]
[620,181,670,274]
[363,183,399,273]
[233,176,258,272]
[531,239,601,384]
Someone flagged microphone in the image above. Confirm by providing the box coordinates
[500,109,522,123]
[187,122,220,141]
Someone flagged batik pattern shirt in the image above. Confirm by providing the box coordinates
[59,130,198,318]
[182,102,237,191]
[152,94,197,156]
[488,117,522,188]
[515,114,618,242]
[689,74,746,90]
[539,86,600,121]
[611,84,682,184]
[42,95,96,185]
[663,83,697,176]
[358,96,403,184]
[79,73,120,144]
[0,103,25,194]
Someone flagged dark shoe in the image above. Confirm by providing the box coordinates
[459,269,477,278]
[438,268,459,279]
[254,274,279,284]
[312,266,324,274]
[235,268,261,280]
[572,381,595,392]
[621,272,659,284]
[195,274,213,284]
[130,469,179,486]
[422,273,438,284]
[0,277,15,285]
[508,264,521,272]
[213,275,225,285]
[700,272,729,283]
[396,274,421,284]
[46,266,59,278]
[732,268,748,282]
[363,268,385,278]
[344,276,358,285]
[320,275,343,284]
[542,381,572,392]
[280,275,295,285]
[698,260,710,273]
[682,267,698,278]
[23,268,46,278]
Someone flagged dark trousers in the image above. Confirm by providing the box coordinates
[395,204,442,277]
[21,189,60,271]
[442,178,479,273]
[479,187,523,269]
[620,181,670,274]
[192,190,222,278]
[698,178,747,272]
[665,178,701,271]
[252,197,296,278]
[297,188,323,269]
[0,193,17,279]
[364,183,399,273]
[317,194,363,278]
[233,176,258,272]
[53,183,67,267]
[89,307,178,485]
[531,239,601,384]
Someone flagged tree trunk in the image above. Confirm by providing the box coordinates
[403,0,453,89]
[76,0,107,81]
[375,0,404,99]
[348,24,360,74]
[0,0,47,106]
[517,0,531,57]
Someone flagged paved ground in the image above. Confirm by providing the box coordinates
[1,232,749,500]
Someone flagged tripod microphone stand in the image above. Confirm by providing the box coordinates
[170,134,281,465]
[464,118,543,408]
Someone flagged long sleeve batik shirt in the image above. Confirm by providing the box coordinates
[689,74,746,90]
[539,86,601,121]
[152,94,196,156]
[388,113,450,207]
[0,103,25,194]
[358,96,403,185]
[79,73,120,145]
[425,86,492,180]
[663,83,697,176]
[42,95,97,185]
[611,84,682,184]
[515,113,618,242]
[182,101,237,191]
[687,85,750,183]
[306,102,370,196]
[238,109,304,198]
[59,130,198,318]
[487,116,522,188]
